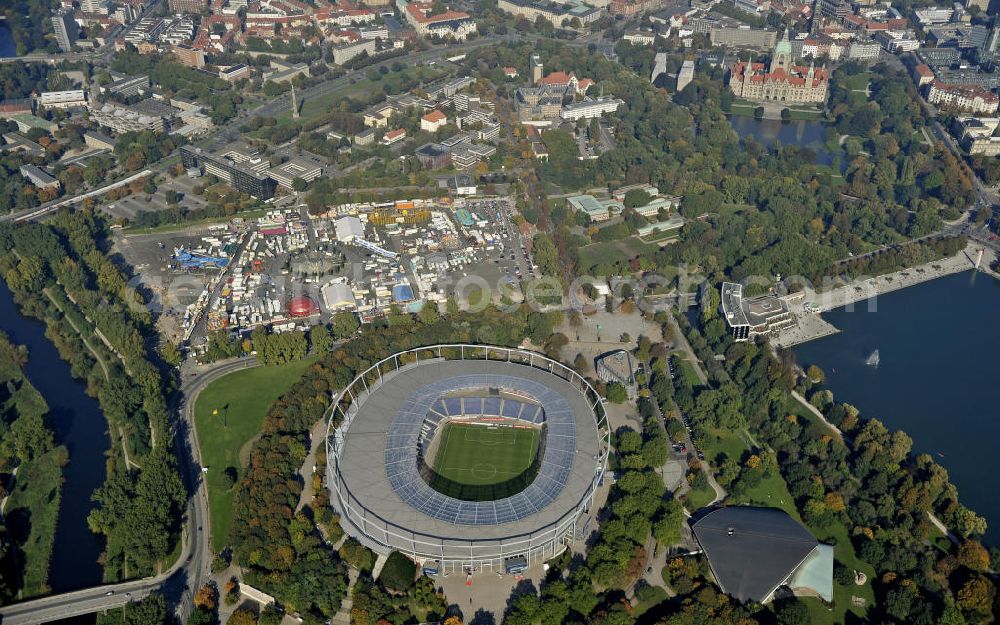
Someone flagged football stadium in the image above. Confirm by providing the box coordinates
[325,345,609,574]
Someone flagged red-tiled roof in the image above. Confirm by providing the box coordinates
[422,110,446,122]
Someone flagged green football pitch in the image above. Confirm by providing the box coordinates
[432,423,540,487]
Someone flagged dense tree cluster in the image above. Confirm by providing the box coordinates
[0,333,65,600]
[110,49,243,123]
[0,211,184,580]
[673,306,998,625]
[467,43,971,285]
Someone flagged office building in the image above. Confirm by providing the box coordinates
[951,116,1000,155]
[51,12,78,52]
[83,130,117,150]
[676,59,695,91]
[181,144,279,199]
[721,282,794,341]
[332,39,376,65]
[710,27,778,50]
[38,90,88,109]
[169,0,208,11]
[560,97,624,121]
[928,83,1000,114]
[102,75,150,98]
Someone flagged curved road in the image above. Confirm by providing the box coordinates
[0,358,258,625]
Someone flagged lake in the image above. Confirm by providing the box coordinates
[729,116,834,166]
[0,281,107,619]
[793,270,1000,543]
[0,24,15,58]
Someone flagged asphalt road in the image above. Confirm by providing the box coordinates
[0,358,257,625]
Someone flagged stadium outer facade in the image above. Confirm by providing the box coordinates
[325,345,610,574]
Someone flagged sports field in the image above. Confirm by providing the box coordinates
[432,423,540,487]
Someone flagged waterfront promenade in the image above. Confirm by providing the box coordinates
[774,244,994,348]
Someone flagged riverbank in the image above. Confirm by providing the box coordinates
[0,334,66,599]
[774,244,994,347]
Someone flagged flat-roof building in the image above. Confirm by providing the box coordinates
[720,282,794,342]
[268,159,322,189]
[38,90,88,109]
[51,12,78,52]
[181,144,279,199]
[566,194,623,222]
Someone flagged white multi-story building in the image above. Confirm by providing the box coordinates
[560,97,624,121]
[88,103,167,133]
[928,83,1000,114]
[951,117,1000,155]
[847,40,882,59]
[332,39,376,65]
[497,0,603,26]
[38,90,88,109]
[398,0,476,40]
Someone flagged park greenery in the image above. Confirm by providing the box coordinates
[463,42,978,284]
[193,356,319,552]
[110,49,243,124]
[673,297,996,625]
[0,210,185,582]
[0,333,65,600]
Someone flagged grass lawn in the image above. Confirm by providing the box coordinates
[274,66,447,125]
[633,585,668,616]
[638,231,680,245]
[672,355,703,389]
[805,520,876,624]
[432,423,539,486]
[578,237,660,271]
[682,479,715,512]
[843,72,871,92]
[194,356,318,550]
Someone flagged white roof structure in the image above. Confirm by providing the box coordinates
[334,215,364,242]
[322,281,355,310]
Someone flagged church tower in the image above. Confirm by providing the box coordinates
[770,29,793,73]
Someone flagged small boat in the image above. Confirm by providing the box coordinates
[865,349,880,367]
[937,451,945,458]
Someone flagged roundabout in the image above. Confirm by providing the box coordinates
[325,345,609,573]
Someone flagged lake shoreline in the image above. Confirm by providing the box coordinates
[774,243,996,348]
[791,269,1000,543]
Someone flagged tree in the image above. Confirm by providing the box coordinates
[573,352,589,374]
[309,324,333,353]
[956,540,991,572]
[623,189,652,209]
[223,577,240,605]
[292,177,308,192]
[955,574,994,622]
[652,499,684,547]
[95,593,170,625]
[380,551,416,592]
[774,597,810,625]
[227,608,258,625]
[606,382,628,403]
[331,312,360,339]
[806,364,824,383]
[193,583,218,610]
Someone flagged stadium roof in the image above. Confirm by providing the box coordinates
[692,507,830,603]
[334,359,601,540]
